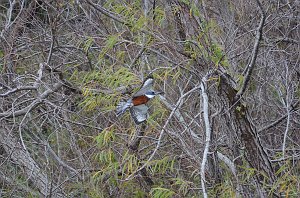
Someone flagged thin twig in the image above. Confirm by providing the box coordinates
[258,101,299,133]
[282,63,291,158]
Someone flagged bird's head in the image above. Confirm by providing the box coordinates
[145,91,164,98]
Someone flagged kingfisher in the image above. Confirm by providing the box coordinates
[116,76,163,124]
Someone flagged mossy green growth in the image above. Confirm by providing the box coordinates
[80,67,139,111]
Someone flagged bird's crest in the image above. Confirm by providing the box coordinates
[133,76,154,97]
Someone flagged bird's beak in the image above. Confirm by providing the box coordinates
[156,91,164,95]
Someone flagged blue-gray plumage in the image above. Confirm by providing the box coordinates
[116,77,163,124]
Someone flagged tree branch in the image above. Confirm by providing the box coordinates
[234,0,265,102]
[0,63,45,97]
[258,101,299,133]
[200,73,211,198]
[0,82,63,118]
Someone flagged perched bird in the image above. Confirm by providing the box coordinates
[116,76,163,124]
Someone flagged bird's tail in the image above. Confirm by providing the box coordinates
[116,101,131,117]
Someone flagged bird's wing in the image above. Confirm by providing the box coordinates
[133,77,154,97]
[130,104,149,124]
[116,100,131,117]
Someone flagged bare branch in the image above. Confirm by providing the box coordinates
[200,72,211,198]
[1,63,45,97]
[0,86,37,97]
[84,0,126,24]
[258,101,299,133]
[0,82,63,118]
[234,0,265,102]
[217,151,236,176]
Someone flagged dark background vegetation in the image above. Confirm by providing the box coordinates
[0,0,299,197]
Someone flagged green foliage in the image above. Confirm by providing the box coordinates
[83,67,138,89]
[83,37,95,53]
[79,67,138,111]
[94,129,118,169]
[153,6,166,26]
[270,160,300,197]
[180,29,230,69]
[171,177,193,195]
[211,43,225,66]
[93,149,119,182]
[296,86,300,99]
[106,34,119,49]
[240,166,257,183]
[183,41,199,60]
[157,67,184,86]
[237,74,244,89]
[212,183,237,198]
[116,50,126,63]
[98,34,120,60]
[121,151,140,175]
[133,189,147,198]
[179,0,190,6]
[146,156,175,175]
[147,97,168,125]
[190,3,200,17]
[94,149,117,166]
[132,15,147,32]
[119,180,147,198]
[95,127,116,147]
[0,49,3,72]
[150,187,175,198]
[108,0,149,31]
[211,161,237,197]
